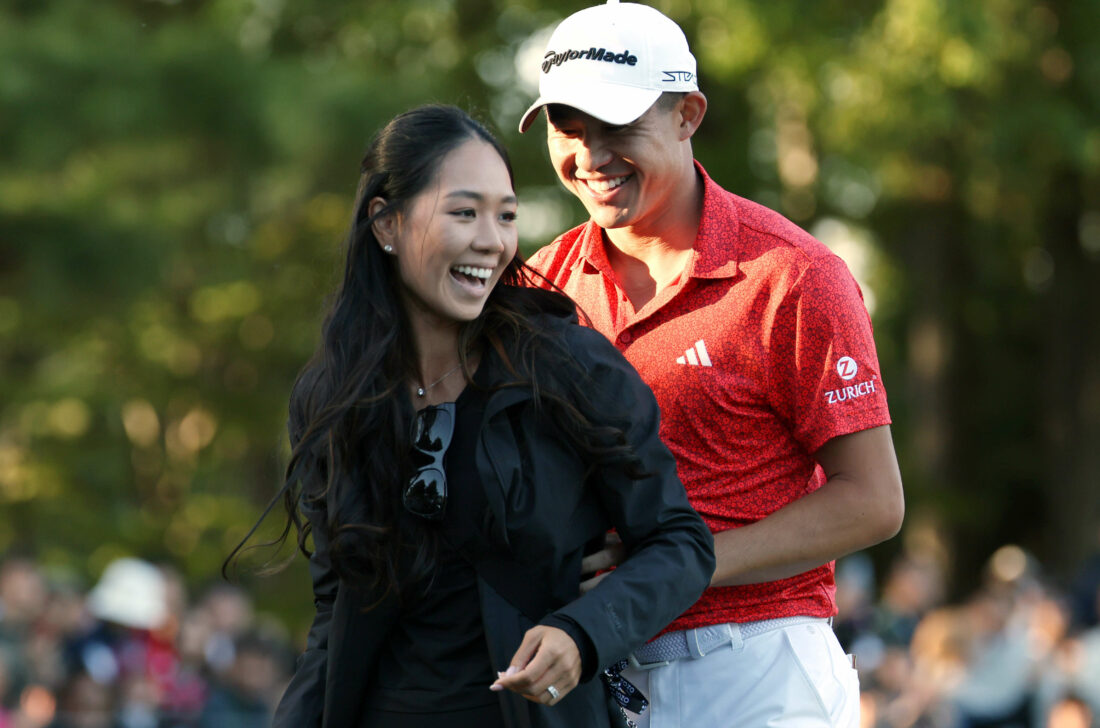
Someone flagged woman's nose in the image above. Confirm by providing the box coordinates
[473,218,507,252]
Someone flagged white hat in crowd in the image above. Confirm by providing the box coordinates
[518,0,698,133]
[87,557,168,630]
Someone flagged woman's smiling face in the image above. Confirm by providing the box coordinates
[375,138,518,328]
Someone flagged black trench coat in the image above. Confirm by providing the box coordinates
[273,302,715,728]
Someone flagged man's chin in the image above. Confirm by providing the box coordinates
[583,205,633,231]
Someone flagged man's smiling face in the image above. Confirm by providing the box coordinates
[545,100,690,234]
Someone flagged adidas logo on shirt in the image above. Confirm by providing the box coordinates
[676,339,712,367]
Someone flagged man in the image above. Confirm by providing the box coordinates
[517,1,905,726]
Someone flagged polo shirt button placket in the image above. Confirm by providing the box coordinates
[619,330,632,344]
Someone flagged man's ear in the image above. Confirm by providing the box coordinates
[677,91,707,141]
[369,197,398,252]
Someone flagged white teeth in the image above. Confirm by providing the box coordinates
[452,265,493,280]
[585,175,629,192]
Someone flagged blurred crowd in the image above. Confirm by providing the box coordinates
[837,527,1100,728]
[2,531,1100,728]
[0,557,293,728]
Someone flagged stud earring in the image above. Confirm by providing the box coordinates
[383,245,394,253]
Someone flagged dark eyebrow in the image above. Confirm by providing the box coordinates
[445,190,517,205]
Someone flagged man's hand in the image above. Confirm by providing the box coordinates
[579,532,626,594]
[489,626,581,705]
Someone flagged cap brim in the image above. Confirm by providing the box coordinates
[518,83,662,133]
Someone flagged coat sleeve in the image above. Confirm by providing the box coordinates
[551,325,716,670]
[272,497,336,728]
[272,391,338,728]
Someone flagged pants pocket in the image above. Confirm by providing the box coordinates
[782,623,860,727]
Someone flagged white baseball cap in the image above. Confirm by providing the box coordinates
[87,557,168,630]
[518,0,698,133]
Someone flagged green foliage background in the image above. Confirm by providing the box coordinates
[2,0,1098,639]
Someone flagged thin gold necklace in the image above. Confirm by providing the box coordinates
[416,363,462,398]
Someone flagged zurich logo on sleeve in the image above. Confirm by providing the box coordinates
[826,355,877,404]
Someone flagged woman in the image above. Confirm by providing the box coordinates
[259,105,714,727]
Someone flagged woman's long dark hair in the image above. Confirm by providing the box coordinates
[227,105,645,602]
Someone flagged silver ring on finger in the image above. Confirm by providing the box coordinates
[546,684,561,701]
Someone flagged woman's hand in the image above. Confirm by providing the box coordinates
[489,625,581,705]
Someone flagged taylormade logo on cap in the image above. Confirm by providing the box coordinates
[518,0,699,133]
[542,47,639,74]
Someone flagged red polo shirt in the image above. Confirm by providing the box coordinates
[528,163,891,630]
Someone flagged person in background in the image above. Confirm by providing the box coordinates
[45,670,118,728]
[198,632,285,728]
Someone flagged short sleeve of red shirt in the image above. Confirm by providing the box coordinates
[767,253,890,454]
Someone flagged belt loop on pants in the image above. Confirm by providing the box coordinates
[686,622,740,659]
